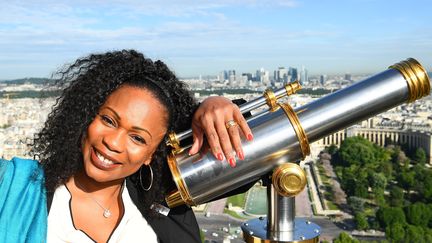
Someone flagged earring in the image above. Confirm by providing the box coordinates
[139,164,153,191]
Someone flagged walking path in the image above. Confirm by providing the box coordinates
[206,198,227,214]
[305,162,342,216]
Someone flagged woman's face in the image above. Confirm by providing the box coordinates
[81,84,168,183]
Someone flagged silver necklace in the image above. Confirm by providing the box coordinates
[92,197,112,218]
[74,179,120,218]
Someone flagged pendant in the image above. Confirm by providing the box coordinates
[103,209,112,218]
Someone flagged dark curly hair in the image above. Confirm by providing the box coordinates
[31,50,196,214]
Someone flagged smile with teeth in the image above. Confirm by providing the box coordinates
[95,150,116,166]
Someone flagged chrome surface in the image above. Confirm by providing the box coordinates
[298,69,410,143]
[268,185,295,241]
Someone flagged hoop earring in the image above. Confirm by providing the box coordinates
[139,164,153,191]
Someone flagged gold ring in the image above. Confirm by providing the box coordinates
[225,120,238,129]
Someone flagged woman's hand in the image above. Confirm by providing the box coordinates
[189,96,253,167]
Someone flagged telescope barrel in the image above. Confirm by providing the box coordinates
[299,63,430,143]
[166,58,430,207]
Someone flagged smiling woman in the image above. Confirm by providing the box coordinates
[0,49,253,243]
[81,86,168,184]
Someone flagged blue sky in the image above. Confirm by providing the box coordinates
[0,0,431,79]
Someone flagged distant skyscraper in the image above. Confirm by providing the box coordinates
[289,67,298,83]
[228,70,236,86]
[255,70,261,82]
[300,66,308,84]
[242,73,253,82]
[275,67,288,83]
[345,73,352,81]
[219,71,225,82]
[320,74,327,86]
[261,68,270,86]
[256,68,269,85]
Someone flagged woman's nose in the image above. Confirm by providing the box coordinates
[102,130,125,153]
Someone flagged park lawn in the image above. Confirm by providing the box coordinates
[317,163,331,185]
[227,193,246,208]
[326,199,340,210]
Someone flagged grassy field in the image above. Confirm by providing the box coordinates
[227,193,246,207]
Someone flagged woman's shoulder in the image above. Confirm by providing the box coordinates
[0,157,44,182]
[0,157,47,242]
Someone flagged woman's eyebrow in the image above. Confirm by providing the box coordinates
[105,106,153,139]
[132,126,153,139]
[106,107,121,121]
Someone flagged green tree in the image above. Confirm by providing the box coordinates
[424,176,432,203]
[338,137,376,167]
[379,161,393,180]
[333,232,359,243]
[373,188,386,206]
[327,144,338,155]
[376,206,406,228]
[389,186,404,207]
[348,196,365,213]
[353,180,368,198]
[369,172,387,205]
[355,212,369,230]
[424,228,432,242]
[413,147,427,165]
[404,225,425,243]
[391,147,409,172]
[405,202,432,227]
[398,170,415,191]
[385,223,405,243]
[369,172,387,190]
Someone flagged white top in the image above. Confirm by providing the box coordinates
[47,183,158,243]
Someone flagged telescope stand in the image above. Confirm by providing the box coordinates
[241,163,320,243]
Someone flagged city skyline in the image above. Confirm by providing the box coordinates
[1,0,431,79]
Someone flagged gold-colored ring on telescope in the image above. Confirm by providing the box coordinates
[278,103,310,159]
[389,58,431,103]
[284,80,302,96]
[166,152,195,207]
[166,131,181,152]
[264,89,279,112]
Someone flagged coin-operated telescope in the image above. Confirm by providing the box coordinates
[165,58,430,243]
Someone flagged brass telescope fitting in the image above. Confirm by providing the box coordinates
[278,103,310,159]
[389,58,430,103]
[272,163,307,198]
[166,152,195,208]
[264,88,279,112]
[264,80,302,112]
[166,132,181,154]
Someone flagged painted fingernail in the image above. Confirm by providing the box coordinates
[247,134,254,141]
[217,153,224,161]
[229,157,236,168]
[238,151,245,160]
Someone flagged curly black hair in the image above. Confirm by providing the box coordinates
[31,50,197,214]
